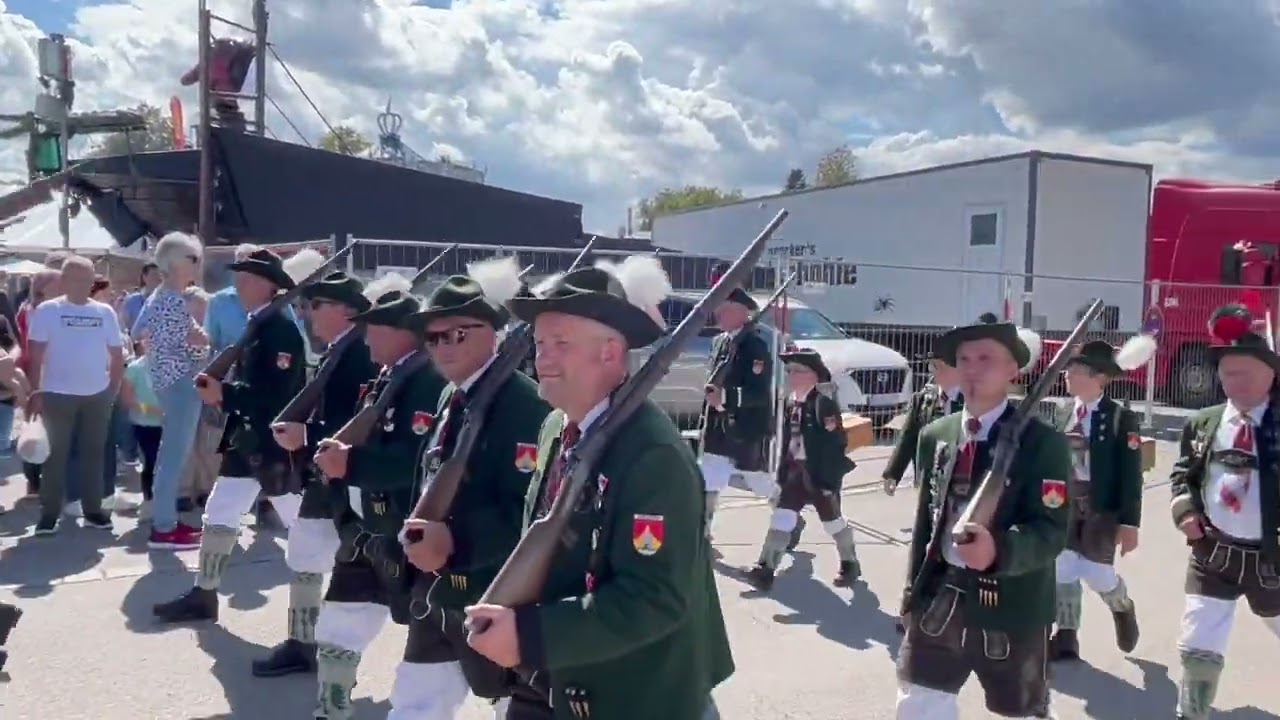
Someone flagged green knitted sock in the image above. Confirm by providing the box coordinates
[1177,648,1224,720]
[1098,576,1134,613]
[288,571,324,643]
[758,529,790,570]
[1055,581,1083,630]
[315,643,361,720]
[195,525,239,591]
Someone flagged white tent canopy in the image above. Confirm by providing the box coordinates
[0,192,150,260]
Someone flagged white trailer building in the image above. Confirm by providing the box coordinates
[651,151,1153,335]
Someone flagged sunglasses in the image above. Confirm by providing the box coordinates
[425,323,487,347]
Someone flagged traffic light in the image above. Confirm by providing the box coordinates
[28,132,62,177]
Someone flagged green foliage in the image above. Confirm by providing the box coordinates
[784,168,808,191]
[636,185,744,230]
[814,144,858,187]
[319,125,372,156]
[86,103,175,157]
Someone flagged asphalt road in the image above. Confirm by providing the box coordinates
[0,439,1277,719]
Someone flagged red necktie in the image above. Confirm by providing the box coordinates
[1074,404,1087,431]
[1220,420,1253,512]
[954,417,983,479]
[546,422,582,504]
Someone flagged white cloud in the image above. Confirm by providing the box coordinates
[0,0,1276,235]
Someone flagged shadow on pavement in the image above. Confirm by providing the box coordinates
[1051,656,1176,720]
[1,525,113,598]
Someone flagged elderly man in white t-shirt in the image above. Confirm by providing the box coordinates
[26,255,126,535]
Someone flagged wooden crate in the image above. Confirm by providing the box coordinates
[1141,437,1156,473]
[842,414,875,451]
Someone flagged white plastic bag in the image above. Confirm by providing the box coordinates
[16,415,50,464]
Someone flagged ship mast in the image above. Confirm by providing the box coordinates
[197,0,269,245]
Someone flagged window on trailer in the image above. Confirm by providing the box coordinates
[969,212,999,246]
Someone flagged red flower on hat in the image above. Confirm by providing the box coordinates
[1209,304,1252,345]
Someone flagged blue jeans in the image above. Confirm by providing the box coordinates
[152,376,204,533]
[66,397,120,504]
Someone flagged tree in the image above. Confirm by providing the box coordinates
[636,185,744,231]
[784,168,808,192]
[319,125,372,156]
[814,144,858,188]
[86,103,175,157]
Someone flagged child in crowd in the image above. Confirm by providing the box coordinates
[121,340,164,520]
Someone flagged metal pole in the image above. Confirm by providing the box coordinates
[1142,280,1160,430]
[253,0,267,136]
[56,35,70,249]
[197,2,213,244]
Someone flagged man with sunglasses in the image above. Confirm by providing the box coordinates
[392,258,550,719]
[309,288,448,720]
[251,271,381,679]
[464,258,733,720]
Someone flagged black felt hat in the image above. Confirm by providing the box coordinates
[302,271,371,312]
[508,266,663,348]
[724,287,758,311]
[1207,304,1280,371]
[780,347,831,383]
[1067,339,1123,377]
[413,275,509,329]
[227,248,295,290]
[352,290,423,331]
[933,313,1034,369]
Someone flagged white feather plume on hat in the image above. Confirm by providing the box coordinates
[283,248,327,283]
[594,256,673,313]
[1015,327,1042,373]
[531,273,562,297]
[363,272,412,301]
[1115,334,1157,371]
[466,256,523,305]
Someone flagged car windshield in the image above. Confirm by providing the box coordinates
[765,307,846,340]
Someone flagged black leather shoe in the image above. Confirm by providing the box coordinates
[1112,605,1140,654]
[252,639,317,677]
[153,587,219,624]
[1049,628,1079,661]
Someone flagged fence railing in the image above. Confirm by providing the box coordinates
[341,239,1275,434]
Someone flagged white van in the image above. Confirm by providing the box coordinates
[634,292,913,428]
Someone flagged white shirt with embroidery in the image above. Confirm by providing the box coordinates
[943,400,1008,569]
[1204,403,1265,541]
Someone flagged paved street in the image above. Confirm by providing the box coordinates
[0,438,1277,719]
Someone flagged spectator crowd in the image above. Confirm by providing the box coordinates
[0,236,305,549]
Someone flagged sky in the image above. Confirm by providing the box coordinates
[0,0,1277,236]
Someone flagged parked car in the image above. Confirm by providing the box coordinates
[632,292,913,429]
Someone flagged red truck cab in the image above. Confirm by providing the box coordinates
[1040,179,1280,407]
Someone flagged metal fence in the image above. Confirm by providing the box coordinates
[343,237,791,432]
[341,239,1274,437]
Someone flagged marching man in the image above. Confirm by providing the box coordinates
[254,271,382,677]
[1169,303,1280,720]
[744,348,858,591]
[700,285,775,537]
[153,248,316,624]
[1050,339,1152,662]
[896,316,1069,719]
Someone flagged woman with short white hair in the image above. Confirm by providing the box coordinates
[133,232,209,550]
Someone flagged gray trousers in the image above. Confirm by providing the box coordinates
[39,388,115,518]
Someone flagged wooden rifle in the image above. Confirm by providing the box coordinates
[274,244,460,427]
[950,299,1104,543]
[470,210,789,628]
[404,238,598,537]
[324,352,433,449]
[409,243,460,292]
[198,244,353,385]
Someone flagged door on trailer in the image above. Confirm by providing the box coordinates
[960,205,1005,323]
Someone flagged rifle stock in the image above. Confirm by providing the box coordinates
[950,299,1105,543]
[405,238,598,536]
[199,244,353,384]
[473,210,789,617]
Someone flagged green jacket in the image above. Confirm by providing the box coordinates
[345,356,448,535]
[1062,396,1144,527]
[884,384,962,484]
[780,387,854,492]
[219,308,307,472]
[305,331,379,457]
[1170,404,1280,562]
[419,371,550,608]
[703,326,773,446]
[903,407,1071,633]
[514,400,733,720]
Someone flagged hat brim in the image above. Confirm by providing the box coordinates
[780,352,831,382]
[302,284,372,312]
[412,296,508,329]
[228,260,296,291]
[352,306,422,331]
[509,293,663,348]
[934,323,1030,369]
[1066,355,1123,377]
[1208,344,1280,372]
